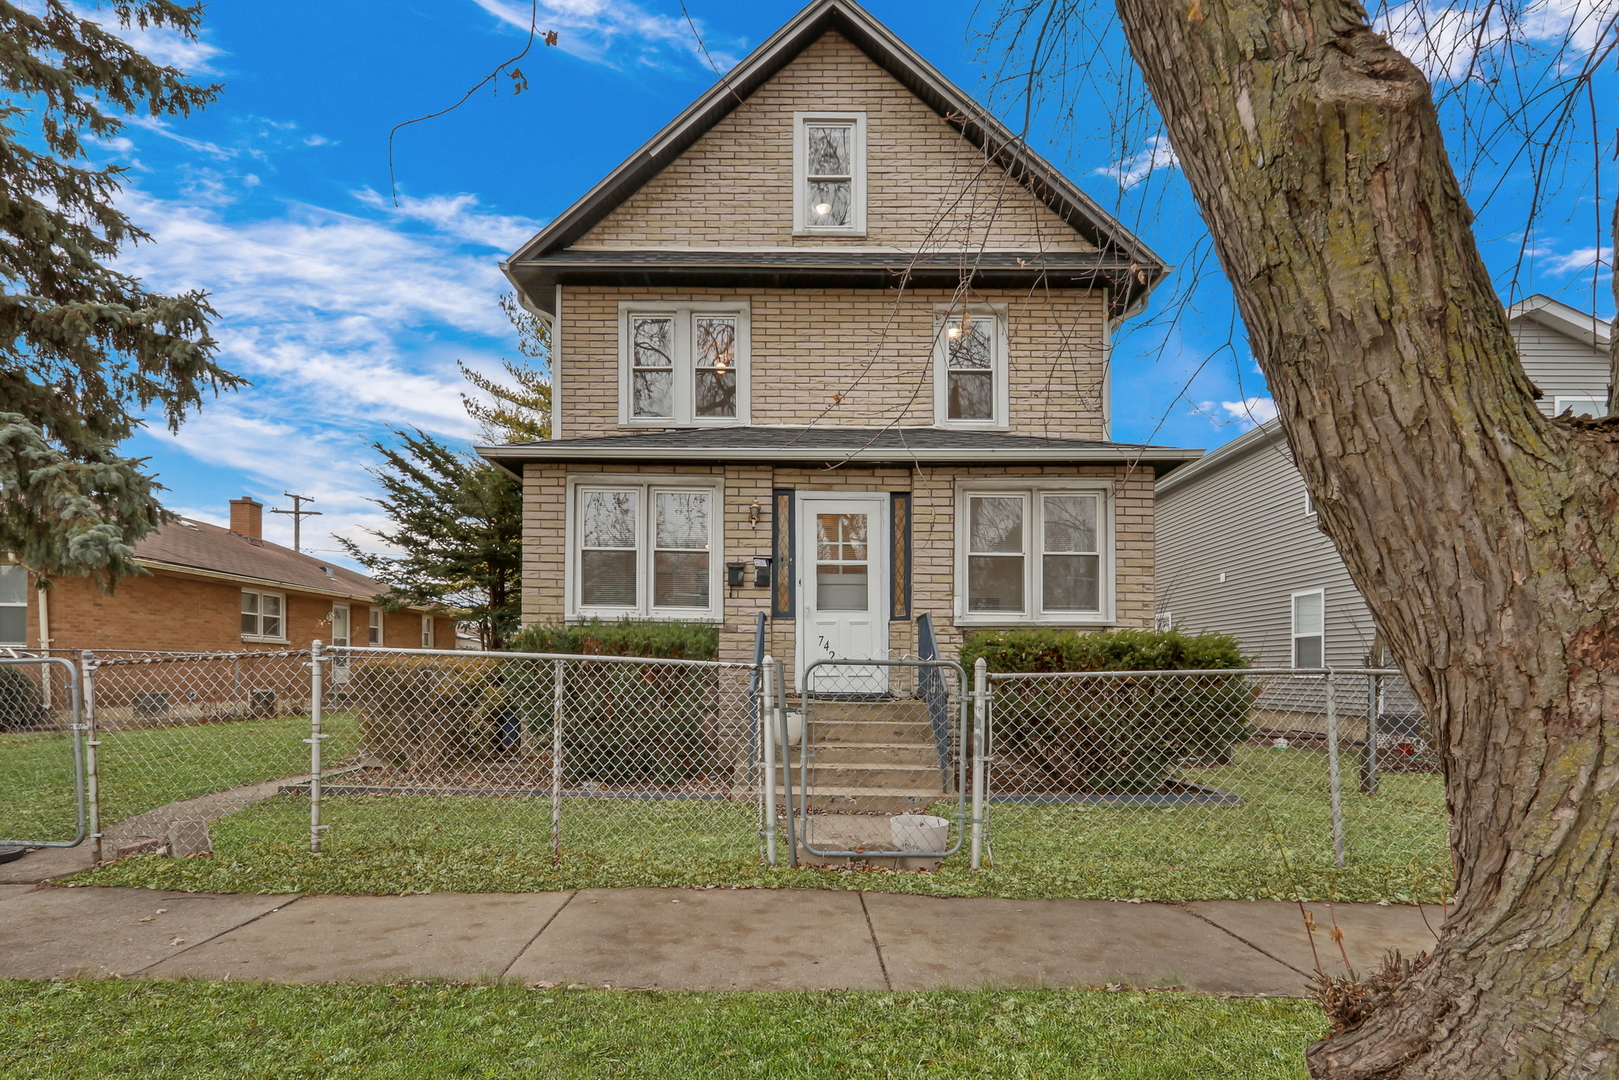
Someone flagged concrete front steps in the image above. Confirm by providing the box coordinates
[774,698,952,817]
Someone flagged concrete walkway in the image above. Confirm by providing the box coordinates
[0,884,1444,996]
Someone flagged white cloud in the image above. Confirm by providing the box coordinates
[1097,134,1179,190]
[1540,244,1613,277]
[469,0,741,71]
[1216,397,1280,431]
[353,189,544,250]
[1373,0,1614,82]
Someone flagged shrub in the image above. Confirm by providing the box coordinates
[350,656,509,771]
[961,629,1256,796]
[0,665,46,732]
[510,619,718,660]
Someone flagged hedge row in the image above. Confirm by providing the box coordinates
[958,628,1250,674]
[510,619,718,660]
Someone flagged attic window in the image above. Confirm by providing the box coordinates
[794,113,865,235]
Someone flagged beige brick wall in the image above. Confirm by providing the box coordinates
[575,32,1094,254]
[557,285,1105,438]
[521,462,1156,666]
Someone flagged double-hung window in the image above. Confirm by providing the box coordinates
[935,306,1009,427]
[0,564,27,645]
[957,485,1112,624]
[368,607,383,646]
[621,303,749,426]
[793,113,865,234]
[1292,589,1325,668]
[421,614,435,649]
[241,589,286,642]
[572,478,721,619]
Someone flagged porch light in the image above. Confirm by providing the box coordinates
[748,499,761,525]
[813,202,833,216]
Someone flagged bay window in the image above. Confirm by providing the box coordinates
[620,303,749,426]
[957,484,1112,624]
[571,478,722,619]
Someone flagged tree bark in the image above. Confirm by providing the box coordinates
[1110,0,1619,1075]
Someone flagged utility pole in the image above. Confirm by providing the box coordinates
[270,493,322,553]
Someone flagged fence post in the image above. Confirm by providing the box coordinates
[971,657,988,872]
[306,640,327,854]
[776,658,797,869]
[550,658,564,867]
[1325,671,1345,867]
[761,654,778,867]
[1360,671,1381,796]
[81,650,101,864]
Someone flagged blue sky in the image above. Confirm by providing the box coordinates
[86,0,1614,565]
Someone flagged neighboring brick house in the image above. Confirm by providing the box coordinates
[4,496,455,654]
[480,0,1199,678]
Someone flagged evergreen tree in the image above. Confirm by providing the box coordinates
[457,293,550,442]
[0,1,240,584]
[336,432,522,650]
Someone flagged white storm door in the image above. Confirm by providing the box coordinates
[799,495,888,691]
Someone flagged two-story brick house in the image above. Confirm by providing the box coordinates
[479,0,1199,677]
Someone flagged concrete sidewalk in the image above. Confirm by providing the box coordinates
[0,884,1444,996]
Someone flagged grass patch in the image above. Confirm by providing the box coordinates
[74,747,1448,902]
[0,980,1325,1079]
[0,713,362,840]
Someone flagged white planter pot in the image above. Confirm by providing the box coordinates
[889,814,950,853]
[775,710,804,747]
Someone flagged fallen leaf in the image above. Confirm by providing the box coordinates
[138,916,154,923]
[169,938,185,946]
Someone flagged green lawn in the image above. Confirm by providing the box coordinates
[0,981,1326,1079]
[75,746,1449,902]
[0,712,361,843]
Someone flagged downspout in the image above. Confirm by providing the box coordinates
[36,579,49,653]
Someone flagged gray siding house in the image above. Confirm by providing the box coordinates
[1155,295,1613,668]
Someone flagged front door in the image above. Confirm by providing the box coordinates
[799,494,888,692]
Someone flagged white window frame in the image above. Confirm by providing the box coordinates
[566,473,724,622]
[793,112,866,236]
[1553,395,1607,417]
[0,564,28,646]
[1154,611,1173,632]
[368,606,384,646]
[421,614,435,649]
[933,304,1011,430]
[1291,588,1326,669]
[1303,488,1316,516]
[953,480,1115,626]
[241,588,288,643]
[618,302,751,427]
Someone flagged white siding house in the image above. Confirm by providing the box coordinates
[1156,295,1613,667]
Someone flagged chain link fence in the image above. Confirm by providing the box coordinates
[1,645,1449,902]
[310,646,763,873]
[0,656,85,848]
[979,667,1449,900]
[83,650,316,859]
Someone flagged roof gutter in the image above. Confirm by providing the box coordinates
[135,559,429,608]
[478,444,1204,466]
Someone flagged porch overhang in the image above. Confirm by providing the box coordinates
[477,426,1204,475]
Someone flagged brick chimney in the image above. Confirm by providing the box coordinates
[229,496,263,539]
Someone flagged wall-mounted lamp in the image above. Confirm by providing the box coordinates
[752,557,772,588]
[726,562,747,588]
[748,499,761,526]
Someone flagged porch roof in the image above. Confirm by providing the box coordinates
[477,426,1204,472]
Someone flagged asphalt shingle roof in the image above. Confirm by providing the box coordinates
[135,518,388,601]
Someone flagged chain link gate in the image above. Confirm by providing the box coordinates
[0,656,86,855]
[764,657,979,868]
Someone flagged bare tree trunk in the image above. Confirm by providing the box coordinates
[1111,0,1619,1074]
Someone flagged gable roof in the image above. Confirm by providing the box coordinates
[1507,294,1614,350]
[504,0,1165,312]
[134,518,396,604]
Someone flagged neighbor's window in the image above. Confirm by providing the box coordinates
[574,481,720,618]
[368,607,383,646]
[794,112,865,234]
[421,614,434,649]
[622,305,748,425]
[959,488,1110,623]
[935,307,1008,427]
[1154,611,1174,632]
[241,589,286,641]
[1292,589,1325,668]
[1552,396,1607,418]
[0,564,27,645]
